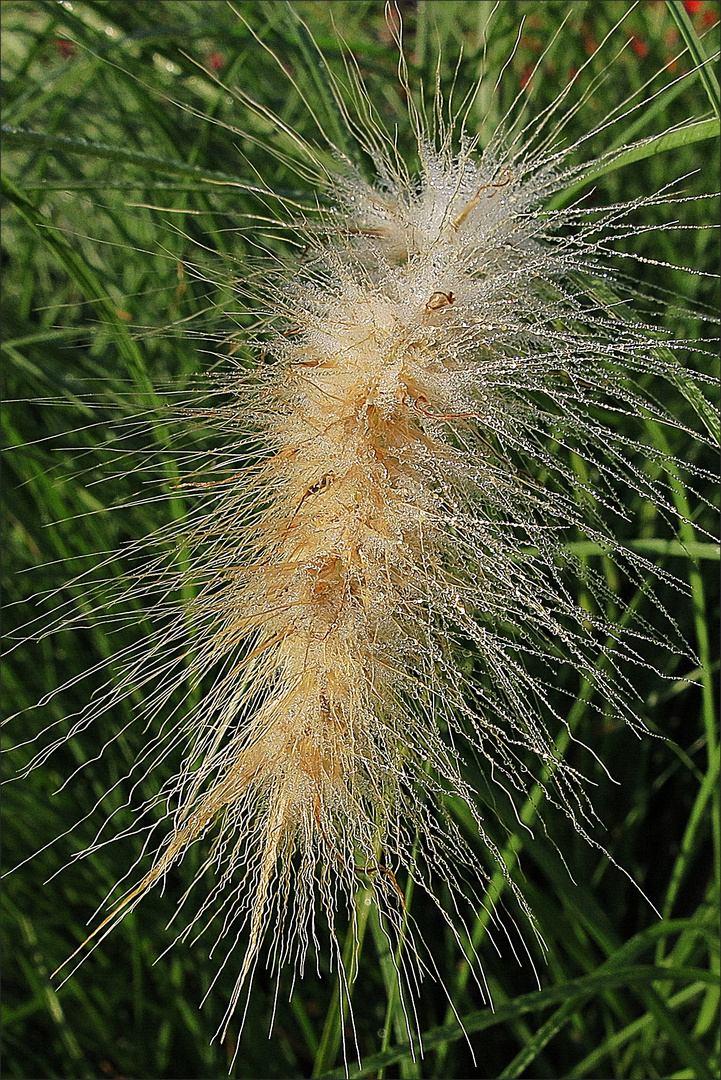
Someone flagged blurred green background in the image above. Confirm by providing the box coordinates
[1,2,719,1078]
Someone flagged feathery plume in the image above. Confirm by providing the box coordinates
[3,2,719,1076]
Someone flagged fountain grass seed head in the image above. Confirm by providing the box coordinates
[3,2,719,1076]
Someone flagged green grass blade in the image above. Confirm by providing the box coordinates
[567,983,712,1079]
[318,964,717,1079]
[550,117,719,208]
[1,125,272,192]
[666,0,721,120]
[311,887,375,1078]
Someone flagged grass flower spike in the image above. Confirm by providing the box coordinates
[2,3,719,1078]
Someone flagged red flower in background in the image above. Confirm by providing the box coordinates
[519,64,534,90]
[206,52,225,73]
[682,1,703,13]
[55,38,77,59]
